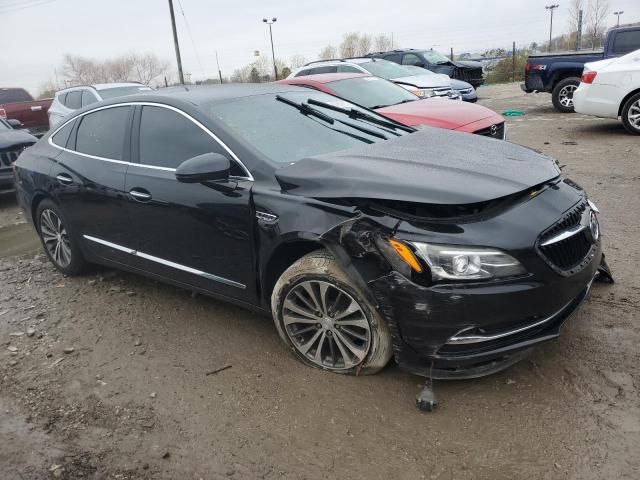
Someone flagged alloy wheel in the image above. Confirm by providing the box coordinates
[282,280,371,370]
[558,84,577,108]
[628,100,640,130]
[39,209,72,268]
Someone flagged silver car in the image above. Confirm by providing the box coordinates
[289,58,459,99]
[48,82,154,128]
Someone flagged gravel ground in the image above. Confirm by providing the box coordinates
[1,82,639,480]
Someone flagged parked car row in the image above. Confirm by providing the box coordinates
[0,116,37,193]
[0,87,52,137]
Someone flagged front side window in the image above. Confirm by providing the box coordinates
[75,106,130,159]
[327,77,417,109]
[138,106,230,170]
[402,53,424,66]
[64,91,82,109]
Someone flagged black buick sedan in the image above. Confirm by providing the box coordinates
[14,85,609,384]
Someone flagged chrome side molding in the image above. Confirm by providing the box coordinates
[83,235,246,290]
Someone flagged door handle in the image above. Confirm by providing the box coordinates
[31,105,42,112]
[129,189,152,201]
[56,173,73,185]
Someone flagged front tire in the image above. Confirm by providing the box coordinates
[621,92,640,135]
[552,77,580,113]
[36,199,89,275]
[271,250,393,375]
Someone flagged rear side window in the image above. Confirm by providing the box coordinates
[309,66,338,74]
[64,91,82,109]
[337,65,361,73]
[81,90,98,107]
[75,106,130,159]
[138,106,232,171]
[51,121,75,148]
[0,88,32,103]
[612,31,640,55]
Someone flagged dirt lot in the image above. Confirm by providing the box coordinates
[1,82,639,480]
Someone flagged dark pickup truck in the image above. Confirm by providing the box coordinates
[0,87,52,137]
[522,24,640,112]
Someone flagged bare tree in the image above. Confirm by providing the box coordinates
[586,0,611,48]
[339,33,360,58]
[568,0,585,35]
[129,53,169,85]
[356,33,372,56]
[374,34,393,52]
[318,45,338,60]
[61,52,168,87]
[289,54,307,68]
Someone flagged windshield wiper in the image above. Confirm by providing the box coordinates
[276,95,388,140]
[307,98,416,133]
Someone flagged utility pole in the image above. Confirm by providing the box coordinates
[613,11,624,27]
[450,47,454,61]
[215,51,223,84]
[545,4,559,53]
[576,9,583,50]
[263,17,278,80]
[167,0,184,84]
[512,41,516,82]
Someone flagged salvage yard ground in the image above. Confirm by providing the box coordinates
[1,82,639,480]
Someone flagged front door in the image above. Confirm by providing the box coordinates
[124,104,256,302]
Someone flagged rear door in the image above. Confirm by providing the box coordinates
[124,104,256,301]
[50,105,134,263]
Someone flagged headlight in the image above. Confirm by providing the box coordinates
[398,84,425,98]
[420,89,436,98]
[409,242,527,281]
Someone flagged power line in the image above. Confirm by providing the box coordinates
[176,0,206,79]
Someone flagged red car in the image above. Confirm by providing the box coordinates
[277,73,505,139]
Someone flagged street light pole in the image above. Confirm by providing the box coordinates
[613,11,624,27]
[263,17,278,80]
[168,0,184,84]
[545,4,559,53]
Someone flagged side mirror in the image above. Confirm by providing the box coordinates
[7,119,23,129]
[175,153,230,183]
[414,62,425,68]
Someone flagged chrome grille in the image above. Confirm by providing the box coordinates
[537,200,597,275]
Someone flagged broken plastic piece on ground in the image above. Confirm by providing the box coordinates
[416,382,438,411]
[502,110,525,116]
[595,255,614,283]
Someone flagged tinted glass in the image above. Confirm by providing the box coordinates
[612,31,640,55]
[139,106,228,170]
[402,53,424,66]
[358,60,416,79]
[51,121,75,148]
[328,77,417,108]
[98,85,153,100]
[0,88,32,103]
[209,91,404,164]
[81,90,98,107]
[382,54,402,63]
[65,91,82,109]
[75,106,130,159]
[309,66,338,74]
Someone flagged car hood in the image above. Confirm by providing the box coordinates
[275,128,560,205]
[0,129,37,149]
[377,98,496,129]
[452,60,483,69]
[449,78,473,90]
[391,74,451,89]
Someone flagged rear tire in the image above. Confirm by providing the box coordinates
[621,92,640,135]
[271,250,393,375]
[35,199,90,276]
[552,77,580,113]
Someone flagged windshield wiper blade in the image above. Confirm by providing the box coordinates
[307,98,416,133]
[276,95,388,140]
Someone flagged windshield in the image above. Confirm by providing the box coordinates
[327,77,417,109]
[97,85,153,100]
[358,60,417,79]
[422,50,451,65]
[209,91,409,164]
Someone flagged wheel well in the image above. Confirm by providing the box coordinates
[618,88,640,117]
[30,194,47,227]
[551,74,580,90]
[262,241,323,302]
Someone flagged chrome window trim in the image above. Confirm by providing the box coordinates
[83,235,246,290]
[48,101,254,180]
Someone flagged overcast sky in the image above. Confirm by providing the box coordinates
[1,0,639,95]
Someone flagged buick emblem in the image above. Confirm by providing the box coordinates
[589,211,600,243]
[490,124,498,136]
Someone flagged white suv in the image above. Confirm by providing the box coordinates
[48,83,153,128]
[289,58,459,99]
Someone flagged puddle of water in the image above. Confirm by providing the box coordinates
[0,223,41,259]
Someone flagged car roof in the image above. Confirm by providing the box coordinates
[281,73,371,84]
[93,82,146,90]
[303,58,378,67]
